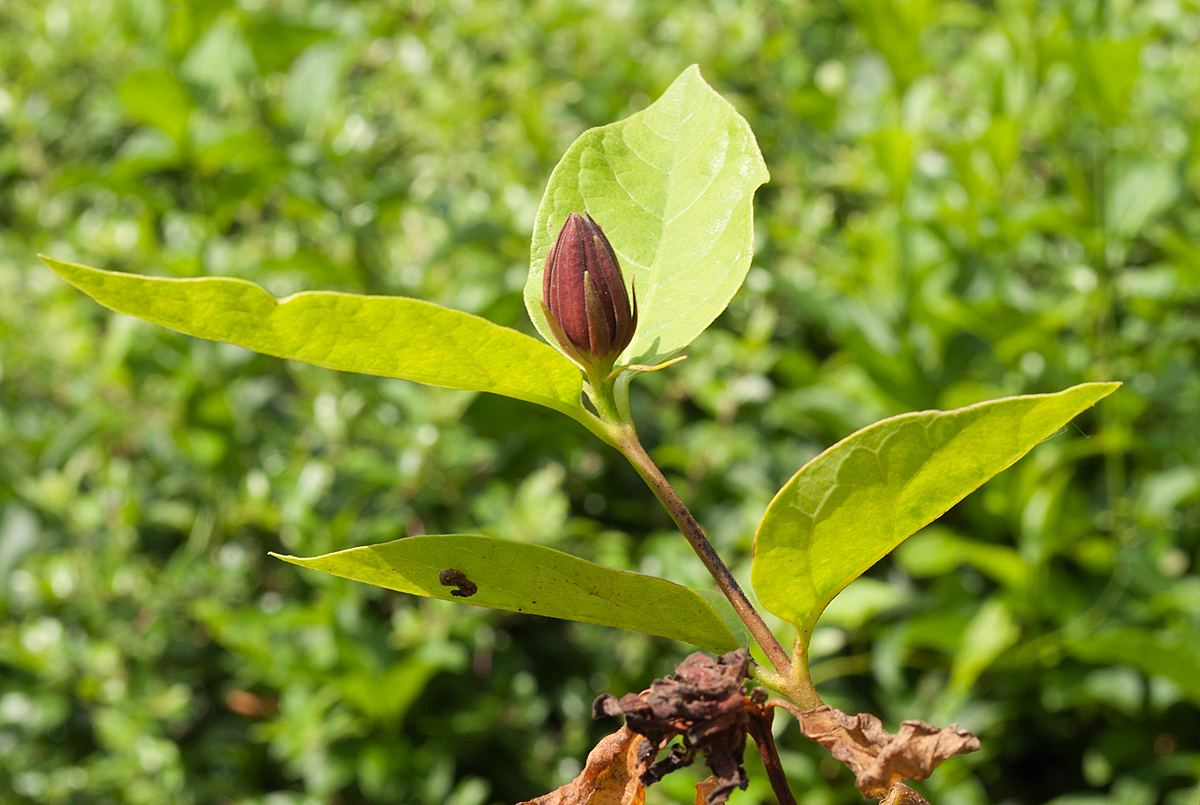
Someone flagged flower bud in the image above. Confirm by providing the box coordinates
[542,212,637,370]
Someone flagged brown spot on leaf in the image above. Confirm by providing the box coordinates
[438,568,477,598]
[593,649,752,805]
[517,725,649,805]
[785,704,979,798]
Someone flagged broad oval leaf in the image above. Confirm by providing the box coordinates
[751,383,1119,634]
[525,65,769,367]
[44,256,585,418]
[274,534,739,654]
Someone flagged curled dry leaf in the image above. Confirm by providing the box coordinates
[518,725,649,805]
[790,705,979,798]
[593,649,751,805]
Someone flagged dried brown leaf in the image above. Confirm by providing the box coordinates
[796,705,979,798]
[694,777,720,805]
[518,725,649,805]
[880,784,931,805]
[593,649,751,805]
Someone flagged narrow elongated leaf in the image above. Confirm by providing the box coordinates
[752,383,1119,633]
[274,535,739,654]
[526,65,769,367]
[43,257,585,417]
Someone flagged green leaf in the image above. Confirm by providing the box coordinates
[751,383,1119,634]
[1067,626,1200,706]
[1106,158,1179,241]
[896,526,1029,589]
[1071,38,1142,127]
[697,589,752,649]
[274,535,739,654]
[526,65,769,367]
[42,257,586,418]
[118,67,195,145]
[949,598,1020,693]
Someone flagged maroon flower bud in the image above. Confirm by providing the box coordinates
[542,212,637,370]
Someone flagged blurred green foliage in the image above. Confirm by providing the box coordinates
[0,1,1197,804]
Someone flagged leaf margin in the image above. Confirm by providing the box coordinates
[751,382,1120,638]
[524,64,770,368]
[273,533,740,654]
[42,255,597,427]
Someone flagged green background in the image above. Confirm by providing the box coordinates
[1,1,1197,804]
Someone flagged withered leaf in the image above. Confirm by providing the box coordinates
[593,649,751,805]
[694,777,720,805]
[518,725,649,805]
[795,706,979,798]
[880,783,932,805]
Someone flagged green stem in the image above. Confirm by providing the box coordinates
[788,629,822,709]
[611,427,793,678]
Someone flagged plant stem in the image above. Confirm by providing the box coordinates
[787,630,822,710]
[611,427,793,678]
[745,703,799,805]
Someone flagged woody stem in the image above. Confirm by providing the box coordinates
[611,427,793,678]
[746,705,799,805]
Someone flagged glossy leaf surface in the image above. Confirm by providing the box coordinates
[44,257,585,417]
[526,65,769,367]
[275,535,739,654]
[752,383,1119,633]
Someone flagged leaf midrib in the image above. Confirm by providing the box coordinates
[639,86,686,333]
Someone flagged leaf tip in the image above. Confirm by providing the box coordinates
[1076,380,1121,406]
[38,255,98,289]
[38,254,67,273]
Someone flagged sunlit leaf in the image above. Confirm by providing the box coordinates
[43,257,586,418]
[526,65,769,367]
[752,383,1119,635]
[274,534,739,654]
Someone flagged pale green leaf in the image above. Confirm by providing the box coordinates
[752,383,1119,633]
[526,65,769,367]
[949,598,1020,692]
[274,535,739,654]
[42,257,586,418]
[697,589,752,649]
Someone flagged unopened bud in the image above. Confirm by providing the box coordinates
[542,212,637,370]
